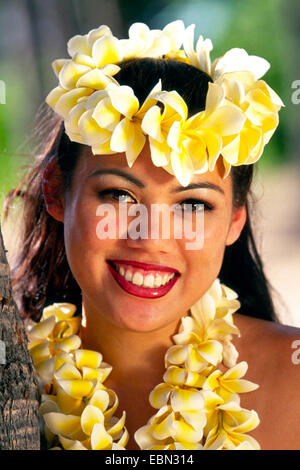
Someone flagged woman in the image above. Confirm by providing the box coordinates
[4,21,300,450]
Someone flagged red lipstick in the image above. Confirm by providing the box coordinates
[106,260,180,299]
[107,259,180,274]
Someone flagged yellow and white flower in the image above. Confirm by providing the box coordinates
[28,279,259,450]
[45,20,283,187]
[28,303,128,450]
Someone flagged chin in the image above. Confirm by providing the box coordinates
[109,301,178,333]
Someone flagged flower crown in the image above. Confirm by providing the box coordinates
[46,20,284,187]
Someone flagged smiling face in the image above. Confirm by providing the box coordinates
[47,141,246,333]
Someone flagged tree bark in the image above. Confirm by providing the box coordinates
[0,222,40,449]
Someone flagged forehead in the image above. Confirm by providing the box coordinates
[75,141,232,195]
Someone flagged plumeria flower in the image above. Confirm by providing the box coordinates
[165,346,215,376]
[172,278,241,367]
[214,71,284,168]
[45,20,283,188]
[28,277,261,451]
[149,382,206,411]
[107,81,161,166]
[44,401,127,450]
[135,401,207,450]
[27,303,81,386]
[142,88,190,177]
[183,82,246,179]
[50,25,122,90]
[120,20,186,60]
[28,303,128,450]
[180,29,283,176]
[204,401,260,449]
[63,80,162,165]
[40,348,127,449]
[202,361,259,397]
[212,48,270,81]
[45,25,122,132]
[183,24,213,76]
[144,82,246,186]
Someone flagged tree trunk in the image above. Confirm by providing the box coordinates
[0,222,40,449]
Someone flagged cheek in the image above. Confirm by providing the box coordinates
[62,196,115,286]
[65,198,99,250]
[180,211,230,297]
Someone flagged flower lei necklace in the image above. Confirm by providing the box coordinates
[27,278,260,450]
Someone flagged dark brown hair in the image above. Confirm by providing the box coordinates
[3,58,278,322]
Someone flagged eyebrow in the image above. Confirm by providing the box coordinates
[87,169,145,187]
[87,169,225,195]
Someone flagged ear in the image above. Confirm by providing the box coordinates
[225,204,247,246]
[42,155,65,223]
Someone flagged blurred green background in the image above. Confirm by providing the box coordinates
[0,0,299,322]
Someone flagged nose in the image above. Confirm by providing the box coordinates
[121,202,179,254]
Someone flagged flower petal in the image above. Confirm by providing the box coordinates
[170,149,194,187]
[45,86,67,109]
[67,34,90,58]
[108,85,139,119]
[54,362,82,381]
[44,412,81,438]
[58,379,94,399]
[75,349,103,369]
[198,340,223,365]
[141,105,163,142]
[134,425,161,450]
[52,335,81,353]
[59,61,91,90]
[149,383,172,409]
[42,303,77,322]
[172,418,204,443]
[76,68,115,90]
[92,35,122,68]
[90,423,113,450]
[88,389,110,412]
[81,405,104,435]
[92,96,121,131]
[148,137,170,167]
[87,25,113,50]
[78,109,111,145]
[170,388,204,412]
[29,316,56,340]
[107,411,126,437]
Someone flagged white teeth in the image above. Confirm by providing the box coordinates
[154,275,162,287]
[143,274,155,287]
[124,270,133,282]
[132,272,143,286]
[115,264,176,288]
[119,266,125,276]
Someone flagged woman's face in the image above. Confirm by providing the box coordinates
[49,142,246,333]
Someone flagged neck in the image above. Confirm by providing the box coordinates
[79,302,183,390]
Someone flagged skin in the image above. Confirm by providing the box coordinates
[45,141,300,450]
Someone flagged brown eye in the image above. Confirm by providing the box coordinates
[176,199,214,212]
[98,188,136,204]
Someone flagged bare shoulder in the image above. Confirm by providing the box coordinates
[233,314,300,449]
[235,313,300,376]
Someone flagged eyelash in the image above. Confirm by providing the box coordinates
[97,188,214,212]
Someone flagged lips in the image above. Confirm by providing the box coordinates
[107,259,180,274]
[106,259,180,299]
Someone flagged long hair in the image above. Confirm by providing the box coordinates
[3,58,278,322]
